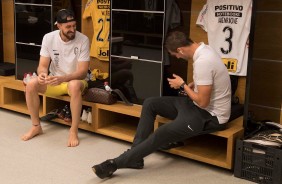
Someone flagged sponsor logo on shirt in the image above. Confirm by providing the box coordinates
[53,52,60,68]
[97,0,110,9]
[187,125,194,132]
[74,47,78,55]
[98,47,109,58]
[222,58,238,73]
[215,4,244,24]
[97,0,110,4]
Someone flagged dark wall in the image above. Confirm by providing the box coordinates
[246,0,282,123]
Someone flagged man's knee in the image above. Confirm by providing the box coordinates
[147,126,173,147]
[142,97,160,109]
[67,80,83,96]
[25,78,40,93]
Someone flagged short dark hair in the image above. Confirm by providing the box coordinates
[55,9,75,25]
[165,31,194,52]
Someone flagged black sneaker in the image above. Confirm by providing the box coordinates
[58,105,69,120]
[40,109,58,121]
[64,109,72,123]
[92,159,117,179]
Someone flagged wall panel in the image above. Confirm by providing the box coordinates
[2,0,15,63]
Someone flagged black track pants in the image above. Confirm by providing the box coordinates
[114,96,223,168]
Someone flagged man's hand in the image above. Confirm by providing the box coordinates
[38,73,48,85]
[167,74,184,89]
[45,75,65,86]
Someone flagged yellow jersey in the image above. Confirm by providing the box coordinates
[83,0,110,61]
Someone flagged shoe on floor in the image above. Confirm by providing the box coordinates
[40,109,58,121]
[81,109,88,122]
[92,159,117,179]
[64,109,72,123]
[86,108,92,124]
[58,105,68,119]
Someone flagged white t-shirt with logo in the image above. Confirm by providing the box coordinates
[40,30,90,76]
[196,0,252,76]
[193,43,231,124]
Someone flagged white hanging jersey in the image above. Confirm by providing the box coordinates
[196,0,252,76]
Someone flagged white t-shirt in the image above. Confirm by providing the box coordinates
[40,30,90,76]
[193,43,231,124]
[196,0,252,76]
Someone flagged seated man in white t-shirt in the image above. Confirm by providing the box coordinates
[21,9,90,147]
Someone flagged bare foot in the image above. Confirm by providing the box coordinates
[67,129,79,147]
[21,125,43,141]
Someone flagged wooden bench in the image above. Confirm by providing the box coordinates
[155,115,244,169]
[0,77,244,169]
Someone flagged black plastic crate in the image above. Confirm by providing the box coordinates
[234,139,282,184]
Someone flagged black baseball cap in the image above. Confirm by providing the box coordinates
[54,9,76,25]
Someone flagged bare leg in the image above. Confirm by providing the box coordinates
[21,78,46,141]
[67,80,83,147]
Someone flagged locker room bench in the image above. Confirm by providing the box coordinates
[0,76,244,170]
[154,104,244,170]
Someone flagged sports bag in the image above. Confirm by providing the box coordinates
[83,88,117,105]
[83,88,133,106]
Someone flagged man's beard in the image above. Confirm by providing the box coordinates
[62,30,76,40]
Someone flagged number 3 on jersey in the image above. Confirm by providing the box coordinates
[221,26,233,55]
[221,26,237,73]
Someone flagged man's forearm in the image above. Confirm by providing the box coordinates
[184,84,211,108]
[37,67,48,76]
[184,86,199,103]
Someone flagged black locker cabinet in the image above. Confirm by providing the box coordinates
[110,0,165,104]
[14,0,52,80]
